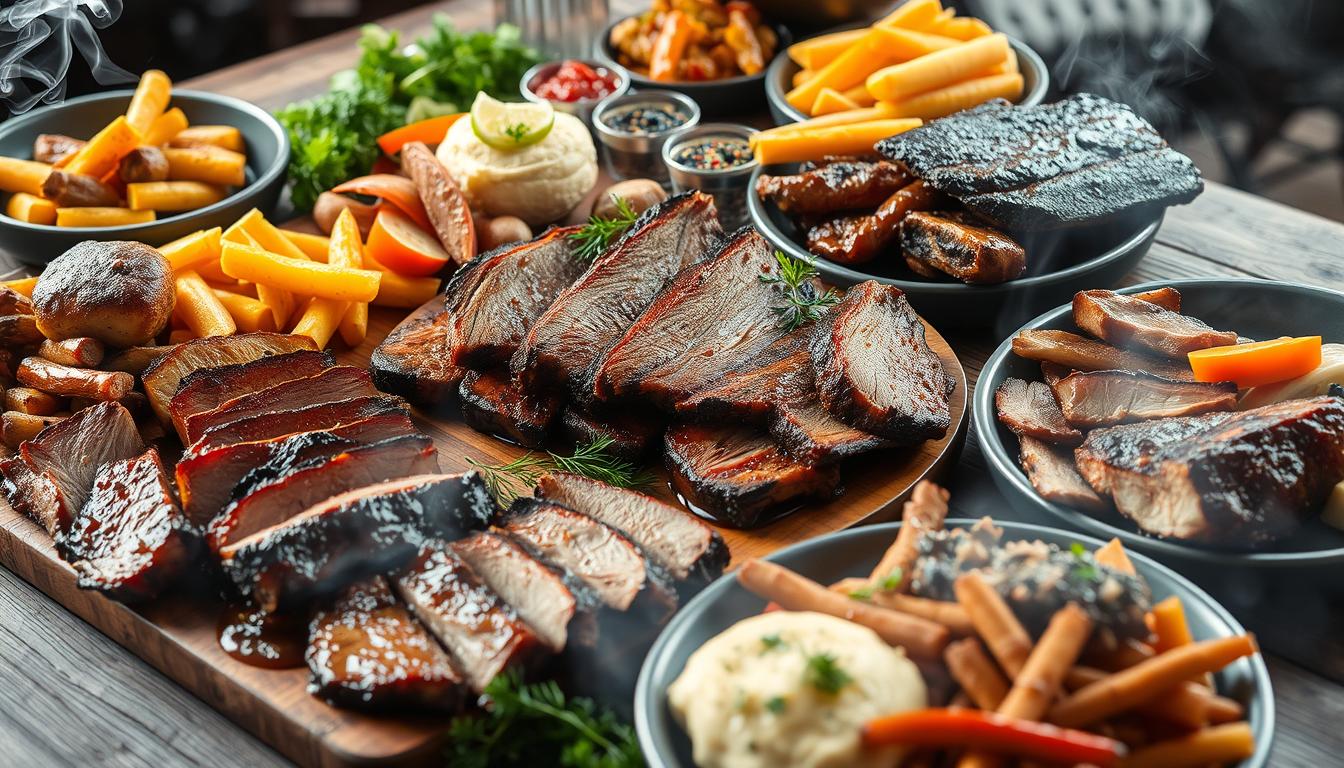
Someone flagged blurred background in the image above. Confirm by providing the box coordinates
[11,0,1344,221]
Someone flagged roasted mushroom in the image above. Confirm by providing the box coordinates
[31,241,175,347]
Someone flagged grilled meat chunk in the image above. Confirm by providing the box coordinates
[370,293,466,409]
[167,350,334,442]
[512,192,723,399]
[395,543,543,692]
[901,211,1026,284]
[754,161,913,216]
[307,577,466,712]
[535,472,729,584]
[593,228,784,407]
[458,369,560,448]
[181,365,378,446]
[1018,436,1106,512]
[876,94,1203,230]
[1133,286,1182,312]
[220,473,495,612]
[810,282,953,443]
[57,449,194,601]
[1073,290,1238,359]
[664,423,841,528]
[1052,370,1236,428]
[559,405,662,459]
[207,434,440,552]
[188,396,410,455]
[142,333,316,423]
[806,180,941,265]
[1011,329,1195,381]
[995,377,1081,445]
[1074,412,1233,496]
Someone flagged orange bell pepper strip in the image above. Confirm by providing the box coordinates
[331,174,433,233]
[376,114,464,156]
[862,708,1124,766]
[1187,336,1322,388]
[649,10,693,82]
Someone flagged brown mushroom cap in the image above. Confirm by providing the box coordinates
[32,240,176,347]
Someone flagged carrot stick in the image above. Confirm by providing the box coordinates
[1065,666,1211,730]
[870,480,950,587]
[832,578,975,634]
[867,33,1010,103]
[944,638,1010,709]
[862,708,1123,767]
[737,558,949,658]
[376,113,464,155]
[954,571,1032,677]
[1000,604,1094,719]
[1149,596,1196,653]
[649,10,692,82]
[1049,635,1258,728]
[1119,721,1255,768]
[1093,538,1136,575]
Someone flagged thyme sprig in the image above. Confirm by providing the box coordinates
[467,436,655,505]
[569,195,639,261]
[759,250,840,331]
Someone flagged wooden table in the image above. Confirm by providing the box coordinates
[4,2,1344,765]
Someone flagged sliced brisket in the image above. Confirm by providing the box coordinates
[142,332,316,423]
[900,211,1026,284]
[1052,370,1236,428]
[1018,436,1106,512]
[995,377,1082,445]
[188,396,410,455]
[458,368,560,448]
[369,293,466,409]
[1011,329,1195,381]
[1073,290,1238,359]
[167,350,334,443]
[1073,412,1233,496]
[181,365,378,446]
[559,405,663,459]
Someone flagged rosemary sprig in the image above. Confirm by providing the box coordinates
[569,195,639,261]
[467,436,655,506]
[759,250,840,331]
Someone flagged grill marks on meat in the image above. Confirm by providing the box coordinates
[593,228,784,407]
[900,211,1026,284]
[1011,329,1195,381]
[168,351,334,443]
[754,161,912,215]
[1018,436,1105,512]
[1051,371,1236,428]
[458,369,560,448]
[512,192,723,398]
[142,333,317,423]
[370,293,466,409]
[306,577,465,711]
[875,94,1203,230]
[1074,412,1232,497]
[189,396,410,455]
[806,180,941,265]
[1073,290,1238,359]
[181,365,377,446]
[995,377,1081,445]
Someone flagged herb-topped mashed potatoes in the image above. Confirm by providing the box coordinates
[668,611,926,768]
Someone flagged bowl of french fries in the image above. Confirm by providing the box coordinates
[0,70,288,266]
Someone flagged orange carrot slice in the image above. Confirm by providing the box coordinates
[1187,336,1322,388]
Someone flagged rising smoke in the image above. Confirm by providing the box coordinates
[0,0,135,116]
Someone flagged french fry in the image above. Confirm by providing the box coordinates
[944,638,1009,710]
[751,118,921,164]
[125,69,172,135]
[211,288,274,333]
[787,28,867,69]
[64,115,140,178]
[876,0,944,30]
[870,481,950,586]
[5,192,57,225]
[169,125,244,153]
[230,209,310,260]
[142,106,189,146]
[281,230,331,261]
[55,207,155,227]
[882,72,1023,120]
[830,578,973,633]
[220,241,381,303]
[197,260,235,284]
[158,227,223,272]
[932,16,994,40]
[328,209,368,347]
[841,83,877,107]
[770,103,902,134]
[229,229,294,327]
[0,158,52,196]
[1119,721,1255,768]
[954,570,1032,677]
[369,266,441,308]
[785,30,903,113]
[1065,665,1219,730]
[3,276,38,297]
[163,145,246,187]
[127,181,226,212]
[174,269,236,338]
[291,296,349,348]
[867,33,1010,102]
[811,87,859,116]
[4,387,63,416]
[792,68,814,88]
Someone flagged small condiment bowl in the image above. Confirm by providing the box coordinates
[663,123,759,229]
[520,59,631,129]
[592,90,701,188]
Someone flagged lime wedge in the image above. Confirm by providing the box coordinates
[470,92,554,150]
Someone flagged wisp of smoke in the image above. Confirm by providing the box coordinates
[0,0,136,116]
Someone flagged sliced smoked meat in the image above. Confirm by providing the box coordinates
[754,160,912,216]
[57,449,194,601]
[901,211,1026,284]
[1017,435,1106,512]
[995,377,1081,445]
[306,577,466,712]
[664,422,840,528]
[810,282,952,443]
[1040,361,1073,387]
[1133,286,1182,312]
[142,332,316,423]
[511,192,722,399]
[369,293,466,409]
[1052,370,1236,428]
[559,404,663,459]
[1011,329,1195,381]
[458,368,560,448]
[181,365,378,446]
[1072,290,1238,359]
[167,350,334,443]
[806,180,941,265]
[1073,411,1233,496]
[188,396,410,455]
[593,227,784,408]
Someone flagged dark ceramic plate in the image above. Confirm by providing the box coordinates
[976,278,1344,567]
[0,90,289,266]
[748,161,1162,332]
[636,520,1274,768]
[594,18,792,117]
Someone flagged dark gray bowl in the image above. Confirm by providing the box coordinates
[636,520,1273,768]
[595,19,792,118]
[748,161,1161,331]
[976,278,1344,567]
[765,30,1049,126]
[0,89,289,266]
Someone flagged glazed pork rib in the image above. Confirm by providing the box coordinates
[1072,290,1238,359]
[754,160,913,216]
[167,350,334,443]
[1011,329,1195,381]
[900,211,1026,284]
[187,396,411,455]
[180,365,378,446]
[1051,370,1237,428]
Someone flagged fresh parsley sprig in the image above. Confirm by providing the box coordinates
[467,436,655,506]
[759,250,841,332]
[570,195,639,262]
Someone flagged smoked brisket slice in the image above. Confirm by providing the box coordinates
[181,365,378,446]
[1017,436,1106,512]
[995,377,1081,445]
[1052,370,1236,428]
[754,160,912,216]
[559,405,662,459]
[458,369,560,448]
[370,293,466,409]
[1011,329,1195,381]
[167,350,334,443]
[901,211,1026,284]
[1073,412,1233,496]
[1073,290,1237,359]
[188,396,410,455]
[142,333,316,423]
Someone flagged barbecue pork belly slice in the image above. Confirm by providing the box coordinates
[511,192,723,399]
[458,369,560,448]
[306,577,466,712]
[1018,435,1106,512]
[181,365,378,446]
[593,227,786,407]
[395,542,543,692]
[142,332,317,423]
[1052,370,1236,428]
[167,350,334,443]
[1073,412,1233,496]
[220,472,495,612]
[754,160,913,216]
[559,404,663,459]
[1073,290,1238,359]
[995,377,1082,445]
[900,211,1026,284]
[534,472,728,584]
[447,226,586,368]
[57,449,195,601]
[207,434,440,552]
[810,282,953,443]
[1095,396,1344,545]
[188,396,410,455]
[370,293,467,409]
[664,422,841,528]
[1011,329,1195,381]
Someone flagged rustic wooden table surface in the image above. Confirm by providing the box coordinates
[3,2,1343,765]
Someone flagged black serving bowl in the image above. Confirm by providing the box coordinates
[594,18,792,117]
[765,28,1049,126]
[976,278,1344,568]
[0,90,289,266]
[748,161,1162,331]
[636,519,1274,768]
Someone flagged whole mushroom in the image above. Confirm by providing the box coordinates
[31,240,175,347]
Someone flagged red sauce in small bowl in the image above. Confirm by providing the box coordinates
[533,60,623,102]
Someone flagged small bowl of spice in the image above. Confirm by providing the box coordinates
[663,123,759,229]
[593,90,700,188]
[521,59,630,128]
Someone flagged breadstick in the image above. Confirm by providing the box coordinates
[944,637,1009,709]
[954,571,1032,676]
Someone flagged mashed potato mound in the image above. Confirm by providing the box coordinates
[436,112,597,227]
[668,611,927,768]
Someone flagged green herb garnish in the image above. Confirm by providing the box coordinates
[760,634,785,651]
[468,436,655,505]
[803,652,853,695]
[848,586,874,601]
[570,195,640,261]
[765,696,787,714]
[879,569,903,592]
[759,250,841,331]
[1070,542,1099,581]
[503,122,532,144]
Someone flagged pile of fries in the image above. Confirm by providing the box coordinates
[735,482,1260,768]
